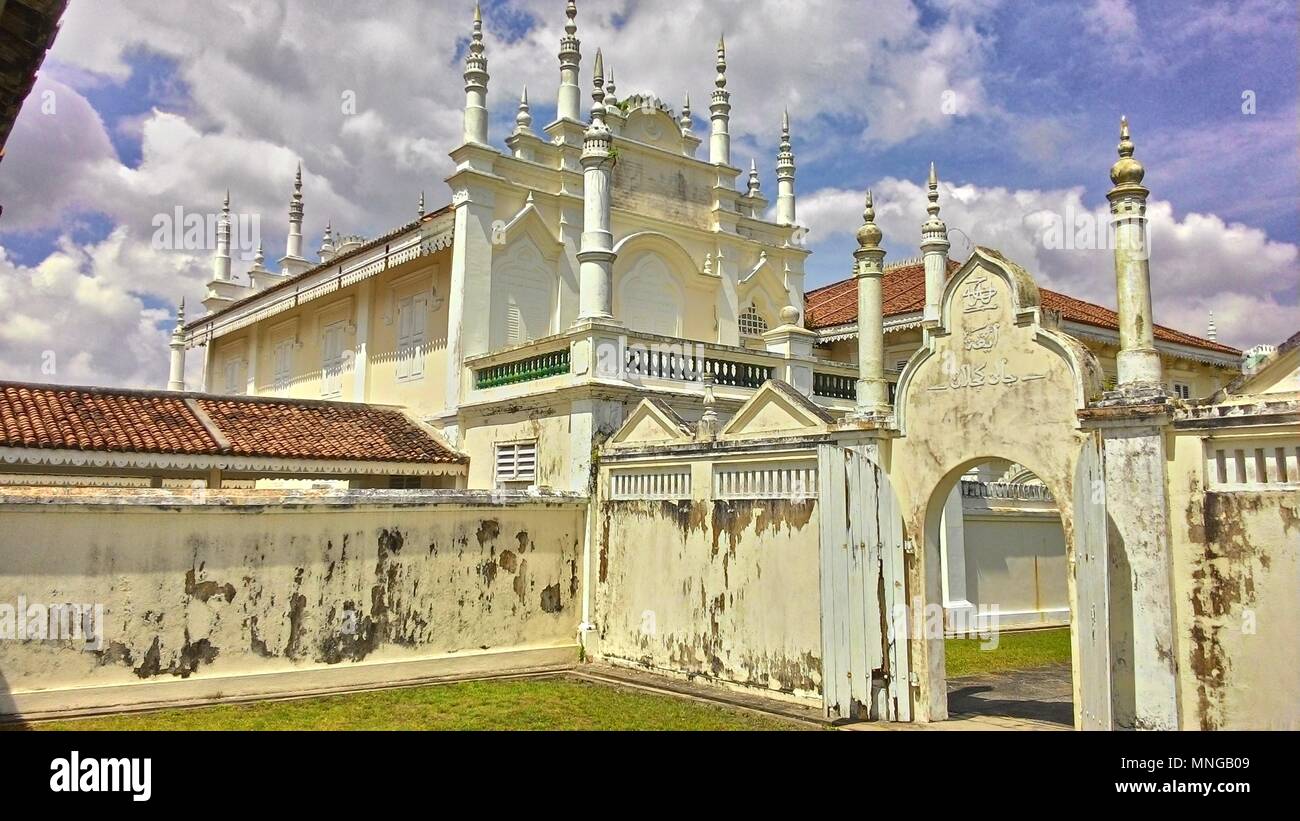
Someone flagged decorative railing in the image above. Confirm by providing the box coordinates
[1207,439,1300,489]
[813,371,856,400]
[714,462,818,501]
[610,469,692,501]
[474,348,571,389]
[622,345,772,389]
[961,480,1055,502]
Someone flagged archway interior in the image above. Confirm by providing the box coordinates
[935,458,1075,726]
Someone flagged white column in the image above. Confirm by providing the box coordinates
[854,192,890,416]
[1107,118,1162,388]
[576,49,618,323]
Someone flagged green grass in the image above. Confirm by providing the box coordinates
[21,677,806,732]
[944,626,1072,678]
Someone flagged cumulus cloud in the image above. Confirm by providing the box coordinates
[800,178,1298,349]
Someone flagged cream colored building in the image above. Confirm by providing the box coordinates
[180,4,1237,503]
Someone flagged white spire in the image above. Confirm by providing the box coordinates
[679,92,693,137]
[515,85,534,134]
[747,158,761,197]
[1207,310,1217,341]
[462,2,490,145]
[279,162,310,276]
[319,221,334,262]
[854,190,890,418]
[709,35,731,166]
[167,297,187,391]
[920,161,950,324]
[556,0,582,122]
[212,190,232,282]
[775,109,796,225]
[417,190,426,218]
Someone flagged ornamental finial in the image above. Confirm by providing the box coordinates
[715,35,727,89]
[516,85,533,132]
[857,190,882,250]
[1110,115,1145,186]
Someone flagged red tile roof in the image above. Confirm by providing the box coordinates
[0,383,465,466]
[803,258,1240,357]
[195,397,461,463]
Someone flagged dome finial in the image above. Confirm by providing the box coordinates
[857,190,882,249]
[1110,115,1145,186]
[516,85,533,133]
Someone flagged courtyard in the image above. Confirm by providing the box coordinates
[8,628,1072,731]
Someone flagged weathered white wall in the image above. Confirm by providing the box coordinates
[593,491,823,703]
[0,488,585,714]
[1167,430,1300,730]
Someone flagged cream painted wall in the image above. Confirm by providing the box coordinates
[0,489,584,706]
[206,250,451,416]
[1166,428,1300,730]
[962,514,1069,628]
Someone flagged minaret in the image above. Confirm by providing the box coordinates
[679,92,693,137]
[1107,116,1162,389]
[417,191,425,218]
[279,163,310,276]
[576,48,617,323]
[212,191,232,282]
[854,191,891,417]
[775,109,796,225]
[462,3,490,145]
[920,161,950,324]
[318,221,334,262]
[202,191,251,312]
[167,298,187,391]
[747,158,761,197]
[709,36,731,166]
[1207,311,1217,342]
[556,0,582,122]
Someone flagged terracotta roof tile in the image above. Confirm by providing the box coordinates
[195,397,463,463]
[804,259,1240,356]
[0,384,217,454]
[0,382,465,466]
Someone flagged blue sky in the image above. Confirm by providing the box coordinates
[0,0,1294,388]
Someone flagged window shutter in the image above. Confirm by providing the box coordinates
[396,297,413,380]
[409,295,427,379]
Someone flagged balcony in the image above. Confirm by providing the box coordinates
[464,322,859,412]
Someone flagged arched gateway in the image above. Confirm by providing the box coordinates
[860,247,1112,727]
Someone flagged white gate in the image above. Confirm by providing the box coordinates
[1072,434,1113,729]
[817,444,910,721]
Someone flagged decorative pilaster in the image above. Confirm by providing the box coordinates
[576,49,618,324]
[854,191,890,417]
[462,3,490,146]
[167,299,187,391]
[1107,116,1162,391]
[709,36,730,166]
[920,161,950,324]
[556,0,582,123]
[775,109,796,226]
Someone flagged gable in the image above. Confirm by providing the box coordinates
[720,380,832,440]
[608,398,693,447]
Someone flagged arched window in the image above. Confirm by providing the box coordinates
[739,304,768,337]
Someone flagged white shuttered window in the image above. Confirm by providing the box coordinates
[396,295,427,381]
[495,441,537,484]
